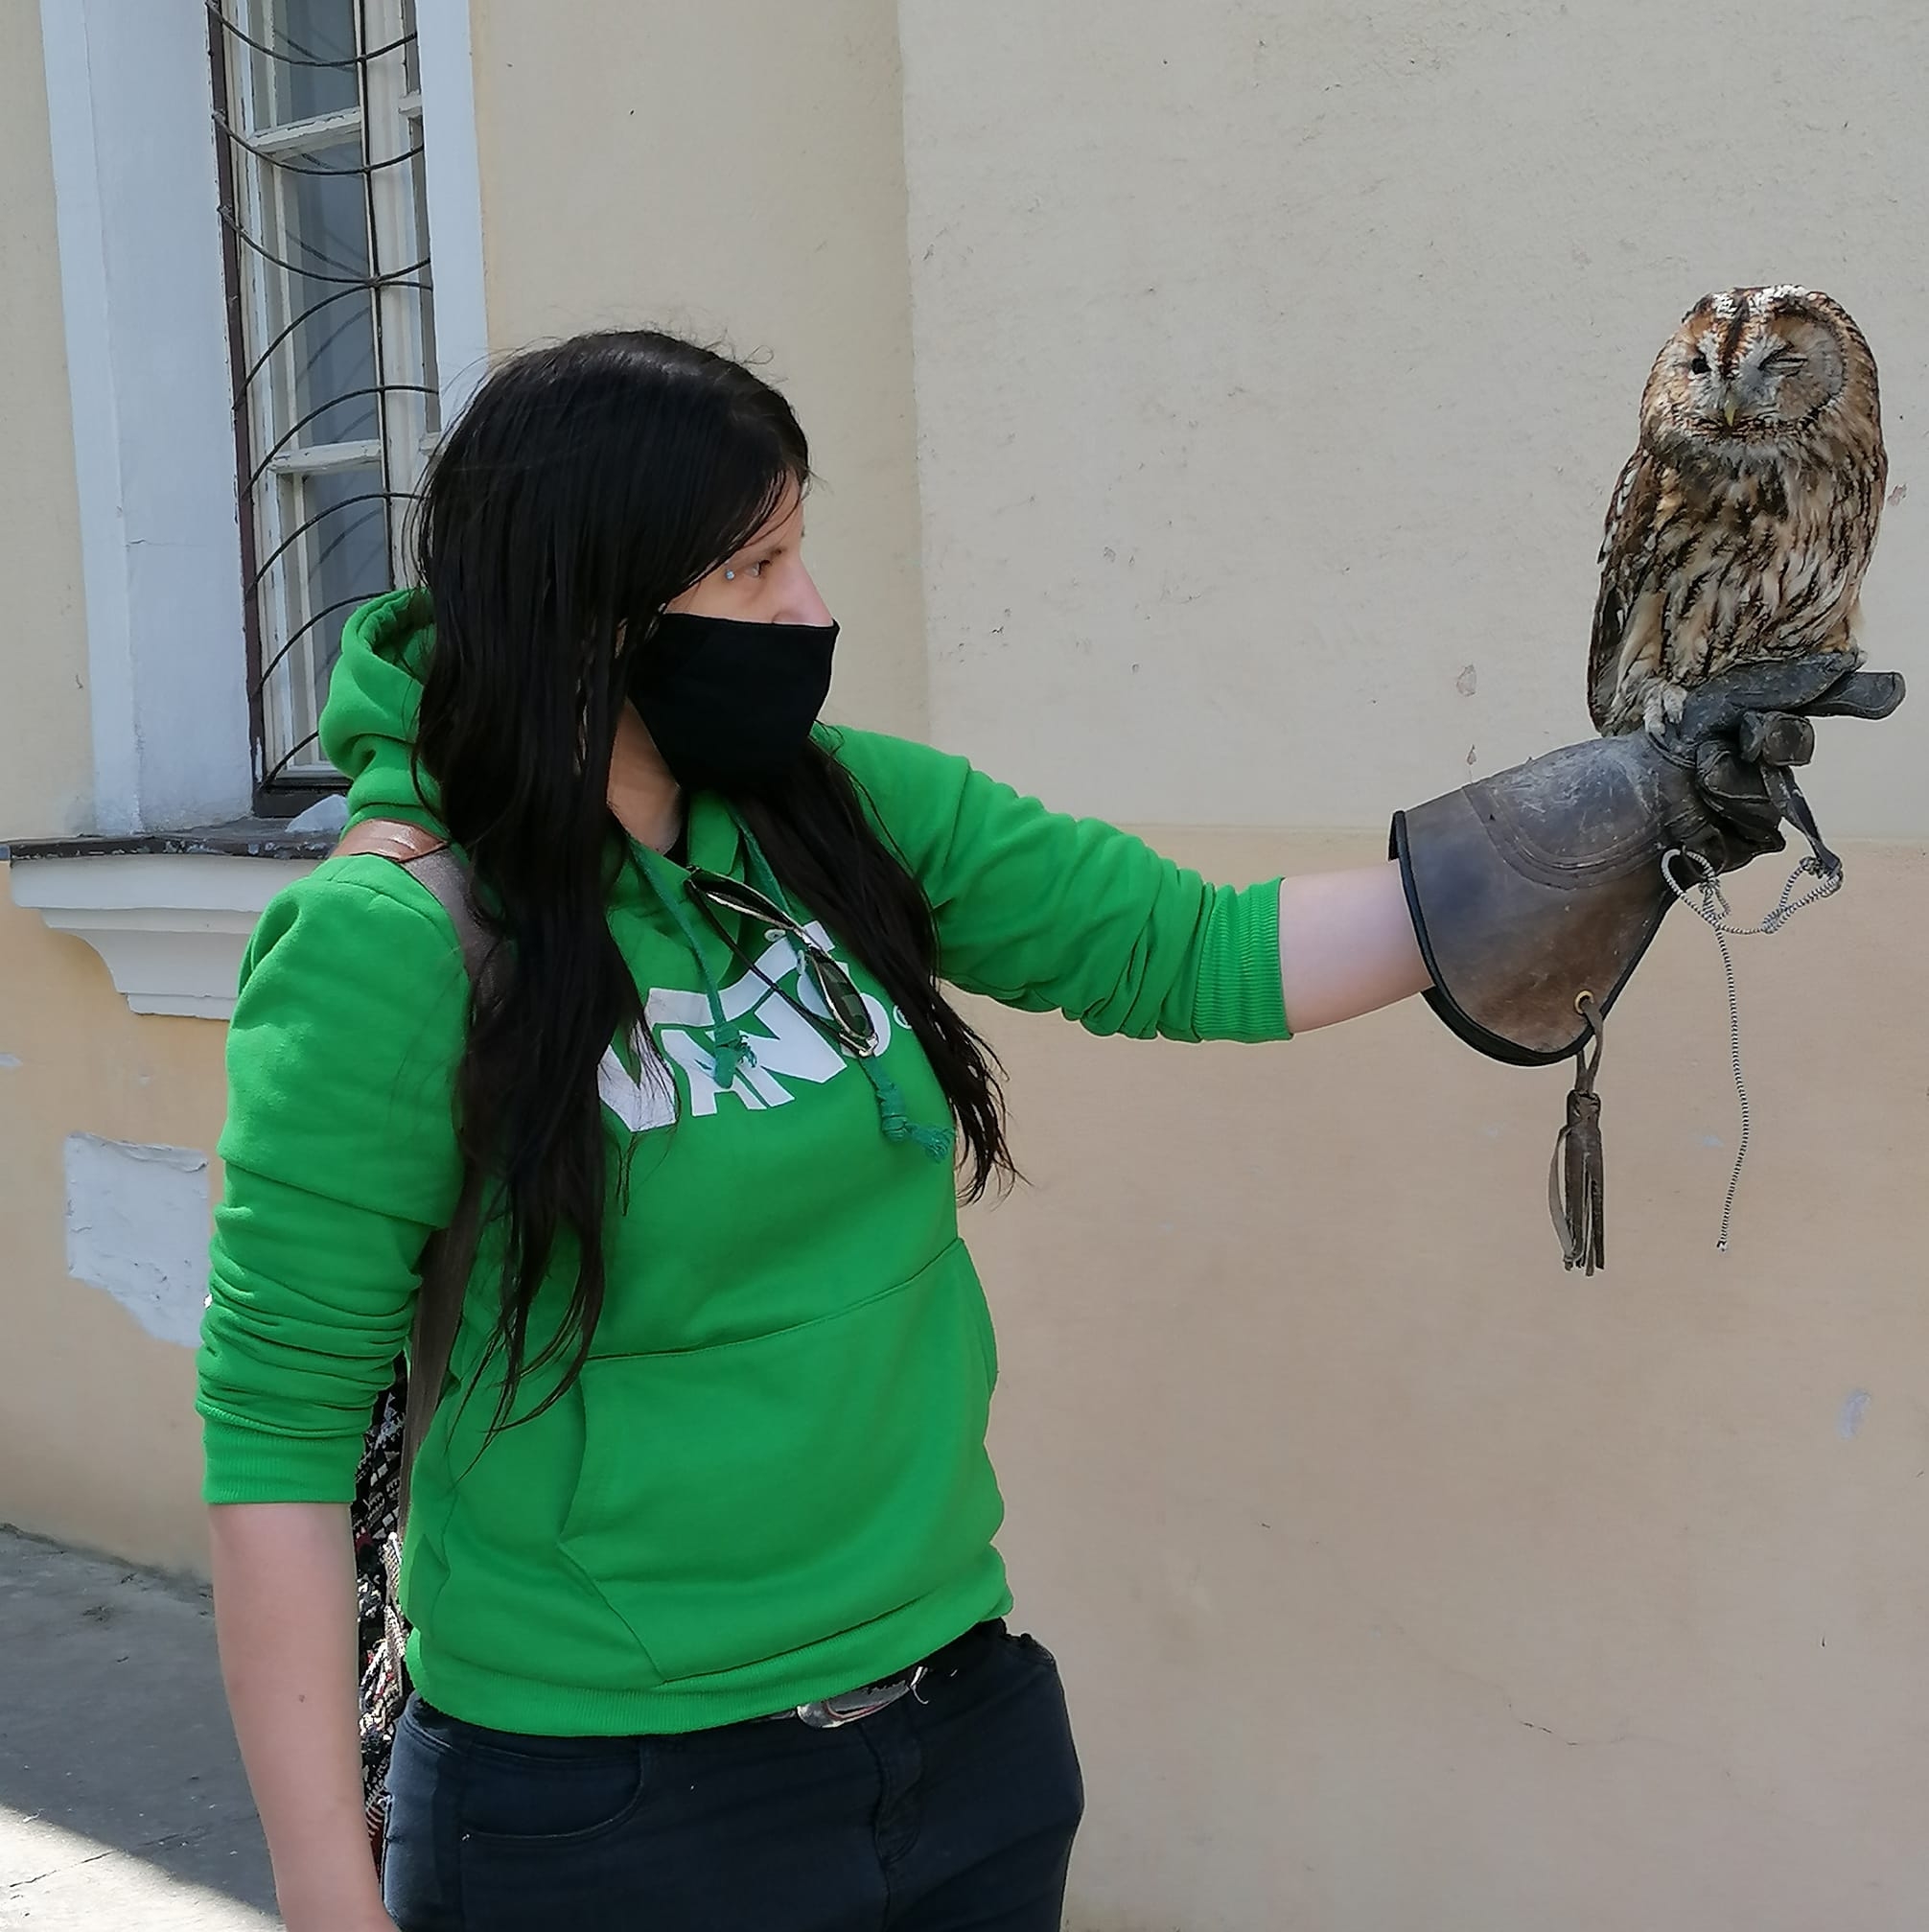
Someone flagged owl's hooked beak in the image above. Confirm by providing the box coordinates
[1721,391,1741,429]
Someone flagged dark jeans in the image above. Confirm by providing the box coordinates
[383,1621,1084,1931]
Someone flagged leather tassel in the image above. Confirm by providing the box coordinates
[1547,996,1606,1275]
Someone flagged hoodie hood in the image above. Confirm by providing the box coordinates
[321,588,446,833]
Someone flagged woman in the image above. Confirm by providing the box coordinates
[198,330,1895,1932]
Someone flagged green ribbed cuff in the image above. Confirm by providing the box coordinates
[1192,878,1290,1042]
[199,1409,360,1507]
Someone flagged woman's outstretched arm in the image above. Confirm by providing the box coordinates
[1276,860,1430,1034]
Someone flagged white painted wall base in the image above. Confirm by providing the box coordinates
[9,855,316,1019]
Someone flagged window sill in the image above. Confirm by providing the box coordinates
[4,825,335,1020]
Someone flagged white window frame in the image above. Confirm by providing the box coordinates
[34,0,485,836]
[14,0,487,1019]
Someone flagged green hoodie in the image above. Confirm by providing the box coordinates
[197,588,1289,1734]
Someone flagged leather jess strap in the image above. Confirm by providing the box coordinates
[331,818,492,986]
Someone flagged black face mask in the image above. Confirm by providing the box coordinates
[627,612,838,795]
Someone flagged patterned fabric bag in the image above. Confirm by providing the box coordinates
[354,1365,415,1852]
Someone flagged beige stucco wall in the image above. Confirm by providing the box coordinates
[898,0,1929,839]
[467,0,930,737]
[0,882,228,1572]
[3,2,1927,1925]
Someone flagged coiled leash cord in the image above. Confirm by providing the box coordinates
[1660,842,1843,1252]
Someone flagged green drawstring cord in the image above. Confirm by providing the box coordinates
[636,822,955,1162]
[862,1059,956,1163]
[709,1035,754,1092]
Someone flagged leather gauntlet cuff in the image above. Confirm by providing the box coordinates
[1389,734,1733,1066]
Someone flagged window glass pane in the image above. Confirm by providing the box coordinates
[265,464,389,778]
[249,0,360,128]
[258,137,378,451]
[220,0,429,795]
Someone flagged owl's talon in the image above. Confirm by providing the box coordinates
[1642,681,1691,738]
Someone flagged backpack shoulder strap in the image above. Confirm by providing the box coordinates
[333,818,492,987]
[332,819,445,864]
[332,815,493,1521]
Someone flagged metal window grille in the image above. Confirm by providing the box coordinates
[209,0,437,807]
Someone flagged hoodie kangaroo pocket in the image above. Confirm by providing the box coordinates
[558,1241,1004,1687]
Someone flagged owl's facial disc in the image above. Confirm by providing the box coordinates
[1644,289,1860,452]
[1692,311,1845,432]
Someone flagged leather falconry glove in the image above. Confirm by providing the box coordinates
[1389,652,1905,1272]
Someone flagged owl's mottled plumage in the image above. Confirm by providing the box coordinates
[1589,286,1886,736]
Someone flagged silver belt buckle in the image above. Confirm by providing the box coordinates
[794,1664,926,1730]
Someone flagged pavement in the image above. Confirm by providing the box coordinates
[0,1527,279,1929]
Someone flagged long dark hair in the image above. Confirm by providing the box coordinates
[410,329,1011,1427]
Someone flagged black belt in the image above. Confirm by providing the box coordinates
[757,1618,1004,1730]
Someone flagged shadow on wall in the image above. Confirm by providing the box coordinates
[0,1527,277,1923]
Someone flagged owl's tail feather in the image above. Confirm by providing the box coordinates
[1548,997,1607,1275]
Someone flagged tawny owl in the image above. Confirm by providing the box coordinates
[1589,286,1886,737]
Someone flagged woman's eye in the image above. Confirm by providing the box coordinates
[1689,353,1709,376]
